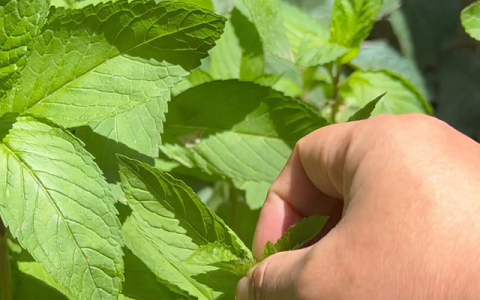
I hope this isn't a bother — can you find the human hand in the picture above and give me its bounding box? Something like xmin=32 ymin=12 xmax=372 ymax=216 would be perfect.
xmin=236 ymin=114 xmax=480 ymax=300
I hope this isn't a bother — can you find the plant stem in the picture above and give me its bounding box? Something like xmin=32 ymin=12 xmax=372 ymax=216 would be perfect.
xmin=0 ymin=219 xmax=12 ymax=300
xmin=229 ymin=184 xmax=238 ymax=232
xmin=330 ymin=64 xmax=343 ymax=123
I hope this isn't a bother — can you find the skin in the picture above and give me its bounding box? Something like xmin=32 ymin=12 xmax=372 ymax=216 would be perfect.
xmin=236 ymin=114 xmax=480 ymax=300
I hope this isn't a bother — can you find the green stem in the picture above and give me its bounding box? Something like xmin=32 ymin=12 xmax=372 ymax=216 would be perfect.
xmin=0 ymin=219 xmax=12 ymax=300
xmin=330 ymin=64 xmax=343 ymax=123
xmin=229 ymin=185 xmax=238 ymax=232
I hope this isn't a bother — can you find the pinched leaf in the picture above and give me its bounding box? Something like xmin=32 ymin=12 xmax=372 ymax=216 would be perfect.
xmin=348 ymin=93 xmax=386 ymax=122
xmin=118 ymin=155 xmax=251 ymax=299
xmin=2 ymin=0 xmax=225 ymax=128
xmin=462 ymin=2 xmax=480 ymax=41
xmin=242 ymin=0 xmax=294 ymax=62
xmin=76 ymin=93 xmax=169 ymax=183
xmin=161 ymin=80 xmax=329 ymax=208
xmin=330 ymin=0 xmax=384 ymax=48
xmin=0 ymin=114 xmax=124 ymax=300
xmin=0 ymin=0 xmax=50 ymax=96
xmin=262 ymin=216 xmax=328 ymax=260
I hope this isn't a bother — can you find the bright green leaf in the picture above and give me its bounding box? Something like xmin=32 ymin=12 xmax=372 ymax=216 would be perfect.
xmin=350 ymin=41 xmax=429 ymax=101
xmin=161 ymin=80 xmax=329 ymax=209
xmin=122 ymin=216 xmax=214 ymax=300
xmin=347 ymin=93 xmax=386 ymax=122
xmin=2 ymin=1 xmax=225 ymax=128
xmin=209 ymin=17 xmax=242 ymax=80
xmin=330 ymin=0 xmax=384 ymax=48
xmin=242 ymin=0 xmax=294 ymax=62
xmin=339 ymin=71 xmax=428 ymax=121
xmin=462 ymin=2 xmax=480 ymax=41
xmin=262 ymin=216 xmax=328 ymax=260
xmin=231 ymin=8 xmax=265 ymax=81
xmin=280 ymin=1 xmax=330 ymax=57
xmin=236 ymin=181 xmax=270 ymax=210
xmin=118 ymin=155 xmax=251 ymax=299
xmin=296 ymin=37 xmax=350 ymax=67
xmin=0 ymin=114 xmax=124 ymax=300
xmin=187 ymin=242 xmax=241 ymax=266
xmin=0 ymin=0 xmax=50 ymax=96
xmin=76 ymin=93 xmax=169 ymax=183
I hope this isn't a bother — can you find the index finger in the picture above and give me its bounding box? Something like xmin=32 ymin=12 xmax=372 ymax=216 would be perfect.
xmin=252 ymin=121 xmax=358 ymax=259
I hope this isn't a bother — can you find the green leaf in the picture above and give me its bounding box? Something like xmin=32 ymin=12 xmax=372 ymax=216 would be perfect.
xmin=262 ymin=216 xmax=328 ymax=260
xmin=350 ymin=41 xmax=429 ymax=100
xmin=231 ymin=8 xmax=265 ymax=81
xmin=280 ymin=1 xmax=330 ymax=58
xmin=2 ymin=0 xmax=226 ymax=128
xmin=339 ymin=71 xmax=428 ymax=121
xmin=122 ymin=216 xmax=214 ymax=300
xmin=0 ymin=114 xmax=124 ymax=300
xmin=330 ymin=0 xmax=384 ymax=48
xmin=161 ymin=80 xmax=329 ymax=209
xmin=209 ymin=17 xmax=242 ymax=80
xmin=121 ymin=248 xmax=194 ymax=300
xmin=242 ymin=0 xmax=294 ymax=62
xmin=296 ymin=38 xmax=349 ymax=67
xmin=236 ymin=181 xmax=270 ymax=210
xmin=462 ymin=2 xmax=480 ymax=41
xmin=118 ymin=155 xmax=251 ymax=299
xmin=16 ymin=262 xmax=71 ymax=299
xmin=0 ymin=0 xmax=50 ymax=96
xmin=75 ymin=93 xmax=169 ymax=183
xmin=347 ymin=93 xmax=386 ymax=122
xmin=187 ymin=242 xmax=241 ymax=266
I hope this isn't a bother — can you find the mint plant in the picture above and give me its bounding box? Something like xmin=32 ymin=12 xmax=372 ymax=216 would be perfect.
xmin=0 ymin=0 xmax=435 ymax=299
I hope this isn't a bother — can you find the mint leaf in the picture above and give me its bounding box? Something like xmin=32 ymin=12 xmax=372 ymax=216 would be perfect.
xmin=350 ymin=41 xmax=429 ymax=101
xmin=187 ymin=242 xmax=243 ymax=266
xmin=76 ymin=92 xmax=169 ymax=183
xmin=462 ymin=2 xmax=480 ymax=41
xmin=2 ymin=0 xmax=225 ymax=128
xmin=122 ymin=216 xmax=214 ymax=300
xmin=122 ymin=248 xmax=194 ymax=300
xmin=161 ymin=80 xmax=329 ymax=209
xmin=209 ymin=17 xmax=242 ymax=80
xmin=0 ymin=114 xmax=124 ymax=300
xmin=262 ymin=216 xmax=328 ymax=260
xmin=242 ymin=0 xmax=294 ymax=62
xmin=231 ymin=8 xmax=265 ymax=81
xmin=296 ymin=37 xmax=350 ymax=67
xmin=348 ymin=93 xmax=386 ymax=122
xmin=340 ymin=71 xmax=429 ymax=121
xmin=118 ymin=155 xmax=252 ymax=299
xmin=330 ymin=0 xmax=384 ymax=48
xmin=280 ymin=1 xmax=330 ymax=56
xmin=0 ymin=0 xmax=50 ymax=96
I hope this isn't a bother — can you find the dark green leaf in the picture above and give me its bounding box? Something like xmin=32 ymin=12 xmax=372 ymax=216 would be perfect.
xmin=347 ymin=93 xmax=386 ymax=122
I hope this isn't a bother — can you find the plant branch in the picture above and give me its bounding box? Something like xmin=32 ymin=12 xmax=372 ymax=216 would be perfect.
xmin=229 ymin=184 xmax=238 ymax=232
xmin=330 ymin=64 xmax=343 ymax=123
xmin=0 ymin=219 xmax=13 ymax=300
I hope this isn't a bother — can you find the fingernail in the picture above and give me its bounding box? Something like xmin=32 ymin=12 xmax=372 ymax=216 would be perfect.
xmin=236 ymin=277 xmax=250 ymax=300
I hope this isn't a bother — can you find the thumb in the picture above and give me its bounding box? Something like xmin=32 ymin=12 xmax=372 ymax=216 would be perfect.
xmin=236 ymin=248 xmax=309 ymax=300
